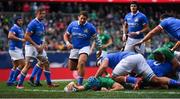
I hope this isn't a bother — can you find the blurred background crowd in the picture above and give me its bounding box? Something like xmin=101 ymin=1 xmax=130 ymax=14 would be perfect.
xmin=0 ymin=1 xmax=179 ymax=53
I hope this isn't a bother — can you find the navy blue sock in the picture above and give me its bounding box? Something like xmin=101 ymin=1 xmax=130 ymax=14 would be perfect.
xmin=11 ymin=67 xmax=21 ymax=82
xmin=35 ymin=68 xmax=43 ymax=83
xmin=7 ymin=69 xmax=15 ymax=83
xmin=31 ymin=65 xmax=41 ymax=79
xmin=125 ymin=76 xmax=137 ymax=84
xmin=18 ymin=72 xmax=26 ymax=86
xmin=77 ymin=76 xmax=83 ymax=85
xmin=44 ymin=70 xmax=51 ymax=85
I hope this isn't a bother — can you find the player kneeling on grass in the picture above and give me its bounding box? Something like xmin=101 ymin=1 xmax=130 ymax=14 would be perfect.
xmin=64 ymin=76 xmax=124 ymax=92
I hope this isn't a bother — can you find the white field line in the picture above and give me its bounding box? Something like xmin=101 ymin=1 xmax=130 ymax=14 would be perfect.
xmin=24 ymin=89 xmax=180 ymax=95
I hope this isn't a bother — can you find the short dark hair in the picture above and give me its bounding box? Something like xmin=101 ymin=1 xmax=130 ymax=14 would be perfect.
xmin=79 ymin=11 xmax=88 ymax=18
xmin=35 ymin=7 xmax=46 ymax=15
xmin=130 ymin=1 xmax=138 ymax=7
xmin=160 ymin=13 xmax=171 ymax=20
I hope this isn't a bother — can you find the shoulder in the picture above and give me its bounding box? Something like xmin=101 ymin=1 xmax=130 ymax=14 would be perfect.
xmin=125 ymin=13 xmax=131 ymax=17
xmin=28 ymin=19 xmax=37 ymax=26
xmin=138 ymin=12 xmax=147 ymax=18
xmin=69 ymin=21 xmax=78 ymax=26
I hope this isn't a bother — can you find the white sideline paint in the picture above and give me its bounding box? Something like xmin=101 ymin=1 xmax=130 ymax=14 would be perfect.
xmin=24 ymin=89 xmax=180 ymax=94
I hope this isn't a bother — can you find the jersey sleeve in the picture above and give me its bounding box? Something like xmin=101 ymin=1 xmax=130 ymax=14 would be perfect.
xmin=141 ymin=14 xmax=148 ymax=25
xmin=124 ymin=14 xmax=128 ymax=23
xmin=98 ymin=77 xmax=115 ymax=88
xmin=159 ymin=19 xmax=168 ymax=29
xmin=26 ymin=21 xmax=35 ymax=33
xmin=9 ymin=27 xmax=17 ymax=34
xmin=83 ymin=82 xmax=91 ymax=90
xmin=90 ymin=24 xmax=97 ymax=36
xmin=66 ymin=22 xmax=73 ymax=35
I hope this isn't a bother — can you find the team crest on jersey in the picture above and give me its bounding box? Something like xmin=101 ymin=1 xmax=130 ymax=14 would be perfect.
xmin=84 ymin=29 xmax=88 ymax=33
xmin=153 ymin=61 xmax=161 ymax=66
xmin=134 ymin=18 xmax=139 ymax=22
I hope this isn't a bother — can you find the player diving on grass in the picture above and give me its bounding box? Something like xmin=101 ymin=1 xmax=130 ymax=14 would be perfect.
xmin=95 ymin=51 xmax=180 ymax=90
xmin=64 ymin=76 xmax=124 ymax=92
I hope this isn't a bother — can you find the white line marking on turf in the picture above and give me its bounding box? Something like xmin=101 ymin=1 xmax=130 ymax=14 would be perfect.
xmin=24 ymin=89 xmax=180 ymax=94
xmin=24 ymin=89 xmax=65 ymax=92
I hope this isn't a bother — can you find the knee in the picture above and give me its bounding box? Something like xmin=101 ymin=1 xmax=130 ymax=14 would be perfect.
xmin=151 ymin=76 xmax=160 ymax=83
xmin=78 ymin=60 xmax=86 ymax=67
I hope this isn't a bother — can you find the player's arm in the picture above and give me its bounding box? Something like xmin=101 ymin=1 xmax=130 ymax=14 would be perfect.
xmin=63 ymin=32 xmax=73 ymax=49
xmin=109 ymin=82 xmax=124 ymax=91
xmin=95 ymin=58 xmax=109 ymax=78
xmin=92 ymin=34 xmax=102 ymax=50
xmin=122 ymin=22 xmax=128 ymax=42
xmin=102 ymin=37 xmax=112 ymax=49
xmin=24 ymin=32 xmax=39 ymax=48
xmin=138 ymin=24 xmax=149 ymax=34
xmin=134 ymin=25 xmax=163 ymax=46
xmin=171 ymin=41 xmax=180 ymax=52
xmin=8 ymin=31 xmax=25 ymax=42
xmin=90 ymin=41 xmax=96 ymax=54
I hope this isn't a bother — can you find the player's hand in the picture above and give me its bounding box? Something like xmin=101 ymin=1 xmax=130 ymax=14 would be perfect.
xmin=66 ymin=42 xmax=73 ymax=49
xmin=42 ymin=44 xmax=48 ymax=50
xmin=67 ymin=82 xmax=75 ymax=90
xmin=102 ymin=45 xmax=107 ymax=49
xmin=36 ymin=45 xmax=44 ymax=53
xmin=101 ymin=87 xmax=109 ymax=91
xmin=122 ymin=34 xmax=127 ymax=42
xmin=21 ymin=39 xmax=26 ymax=43
xmin=133 ymin=40 xmax=143 ymax=47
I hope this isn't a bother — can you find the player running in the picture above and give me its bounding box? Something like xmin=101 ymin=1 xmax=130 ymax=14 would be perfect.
xmin=63 ymin=11 xmax=102 ymax=85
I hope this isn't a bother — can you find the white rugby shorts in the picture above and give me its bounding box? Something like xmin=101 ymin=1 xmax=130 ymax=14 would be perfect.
xmin=69 ymin=46 xmax=90 ymax=59
xmin=112 ymin=54 xmax=155 ymax=81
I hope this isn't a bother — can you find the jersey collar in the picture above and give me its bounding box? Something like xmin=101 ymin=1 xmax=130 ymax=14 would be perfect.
xmin=131 ymin=10 xmax=139 ymax=16
xmin=78 ymin=21 xmax=87 ymax=26
xmin=14 ymin=24 xmax=21 ymax=29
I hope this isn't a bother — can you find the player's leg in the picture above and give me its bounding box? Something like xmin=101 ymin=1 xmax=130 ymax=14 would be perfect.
xmin=76 ymin=46 xmax=90 ymax=85
xmin=17 ymin=45 xmax=37 ymax=89
xmin=112 ymin=54 xmax=143 ymax=89
xmin=17 ymin=57 xmax=35 ymax=88
xmin=68 ymin=49 xmax=79 ymax=79
xmin=11 ymin=59 xmax=25 ymax=84
xmin=28 ymin=63 xmax=42 ymax=86
xmin=7 ymin=49 xmax=24 ymax=86
xmin=37 ymin=50 xmax=58 ymax=87
xmin=77 ymin=53 xmax=88 ymax=85
xmin=7 ymin=61 xmax=18 ymax=86
xmin=150 ymin=76 xmax=180 ymax=87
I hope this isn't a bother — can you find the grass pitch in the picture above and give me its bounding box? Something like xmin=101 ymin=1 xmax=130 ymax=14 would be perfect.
xmin=0 ymin=80 xmax=180 ymax=98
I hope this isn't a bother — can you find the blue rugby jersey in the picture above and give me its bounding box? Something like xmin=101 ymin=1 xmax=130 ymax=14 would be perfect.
xmin=66 ymin=21 xmax=97 ymax=49
xmin=105 ymin=51 xmax=136 ymax=69
xmin=124 ymin=11 xmax=148 ymax=39
xmin=9 ymin=24 xmax=24 ymax=50
xmin=159 ymin=17 xmax=180 ymax=40
xmin=26 ymin=18 xmax=45 ymax=45
xmin=147 ymin=59 xmax=173 ymax=77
